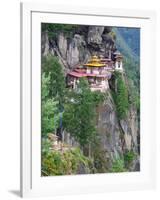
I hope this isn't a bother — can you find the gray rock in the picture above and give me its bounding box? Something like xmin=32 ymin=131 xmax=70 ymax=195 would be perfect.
xmin=41 ymin=31 xmax=50 ymax=56
xmin=87 ymin=26 xmax=104 ymax=45
xmin=67 ymin=38 xmax=79 ymax=67
xmin=58 ymin=33 xmax=67 ymax=59
xmin=67 ymin=34 xmax=88 ymax=67
xmin=96 ymin=91 xmax=139 ymax=170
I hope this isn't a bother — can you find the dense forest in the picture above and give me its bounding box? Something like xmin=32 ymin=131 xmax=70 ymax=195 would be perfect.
xmin=41 ymin=24 xmax=140 ymax=176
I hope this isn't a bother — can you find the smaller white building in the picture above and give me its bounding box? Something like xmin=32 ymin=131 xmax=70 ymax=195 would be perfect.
xmin=114 ymin=51 xmax=123 ymax=71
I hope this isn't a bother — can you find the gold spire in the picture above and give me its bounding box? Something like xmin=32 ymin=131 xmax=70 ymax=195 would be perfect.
xmin=84 ymin=55 xmax=105 ymax=67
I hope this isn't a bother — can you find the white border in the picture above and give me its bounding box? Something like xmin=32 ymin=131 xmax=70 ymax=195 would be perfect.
xmin=21 ymin=2 xmax=156 ymax=198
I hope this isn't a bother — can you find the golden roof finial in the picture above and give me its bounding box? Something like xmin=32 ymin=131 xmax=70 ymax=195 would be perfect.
xmin=84 ymin=55 xmax=105 ymax=67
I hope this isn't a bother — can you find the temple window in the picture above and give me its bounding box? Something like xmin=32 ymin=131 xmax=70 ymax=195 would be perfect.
xmin=118 ymin=61 xmax=121 ymax=68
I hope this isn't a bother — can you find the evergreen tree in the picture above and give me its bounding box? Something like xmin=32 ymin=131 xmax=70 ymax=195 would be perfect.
xmin=63 ymin=78 xmax=96 ymax=147
xmin=113 ymin=72 xmax=129 ymax=119
xmin=41 ymin=73 xmax=59 ymax=137
xmin=42 ymin=55 xmax=65 ymax=107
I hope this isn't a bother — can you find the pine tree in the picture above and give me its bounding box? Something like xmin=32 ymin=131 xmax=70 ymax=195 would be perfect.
xmin=41 ymin=73 xmax=59 ymax=137
xmin=114 ymin=72 xmax=129 ymax=119
xmin=42 ymin=55 xmax=65 ymax=107
xmin=63 ymin=78 xmax=96 ymax=147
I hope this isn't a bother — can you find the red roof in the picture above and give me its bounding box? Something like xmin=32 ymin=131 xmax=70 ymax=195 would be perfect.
xmin=68 ymin=71 xmax=87 ymax=78
xmin=74 ymin=69 xmax=86 ymax=73
xmin=68 ymin=71 xmax=110 ymax=78
xmin=68 ymin=68 xmax=112 ymax=79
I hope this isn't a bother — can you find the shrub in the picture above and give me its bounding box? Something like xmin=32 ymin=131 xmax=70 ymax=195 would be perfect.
xmin=111 ymin=157 xmax=126 ymax=173
xmin=124 ymin=150 xmax=136 ymax=167
xmin=92 ymin=91 xmax=105 ymax=106
xmin=41 ymin=143 xmax=95 ymax=176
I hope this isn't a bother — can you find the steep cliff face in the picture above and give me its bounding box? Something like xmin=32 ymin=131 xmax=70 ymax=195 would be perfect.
xmin=42 ymin=26 xmax=116 ymax=69
xmin=96 ymin=91 xmax=139 ymax=171
xmin=42 ymin=26 xmax=140 ymax=172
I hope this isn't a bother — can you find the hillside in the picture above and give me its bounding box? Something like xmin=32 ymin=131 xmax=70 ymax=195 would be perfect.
xmin=114 ymin=27 xmax=140 ymax=61
xmin=114 ymin=27 xmax=140 ymax=90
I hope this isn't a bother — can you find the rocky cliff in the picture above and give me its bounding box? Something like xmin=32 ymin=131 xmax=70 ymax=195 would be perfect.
xmin=96 ymin=91 xmax=139 ymax=171
xmin=42 ymin=26 xmax=116 ymax=69
xmin=41 ymin=25 xmax=140 ymax=172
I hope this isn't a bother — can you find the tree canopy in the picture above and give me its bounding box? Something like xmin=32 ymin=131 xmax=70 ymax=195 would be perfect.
xmin=63 ymin=78 xmax=97 ymax=147
xmin=113 ymin=72 xmax=129 ymax=119
xmin=42 ymin=55 xmax=66 ymax=107
xmin=41 ymin=73 xmax=59 ymax=137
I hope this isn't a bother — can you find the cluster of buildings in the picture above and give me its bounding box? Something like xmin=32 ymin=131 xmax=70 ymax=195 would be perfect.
xmin=67 ymin=51 xmax=123 ymax=92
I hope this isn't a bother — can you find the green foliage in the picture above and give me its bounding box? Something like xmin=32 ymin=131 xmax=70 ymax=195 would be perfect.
xmin=111 ymin=157 xmax=126 ymax=173
xmin=92 ymin=138 xmax=110 ymax=173
xmin=63 ymin=78 xmax=97 ymax=147
xmin=41 ymin=73 xmax=60 ymax=136
xmin=92 ymin=91 xmax=105 ymax=106
xmin=42 ymin=23 xmax=78 ymax=39
xmin=41 ymin=73 xmax=50 ymax=101
xmin=41 ymin=99 xmax=59 ymax=136
xmin=110 ymin=151 xmax=136 ymax=172
xmin=41 ymin=139 xmax=95 ymax=176
xmin=41 ymin=138 xmax=52 ymax=158
xmin=128 ymin=79 xmax=140 ymax=112
xmin=112 ymin=72 xmax=129 ymax=119
xmin=123 ymin=58 xmax=140 ymax=90
xmin=113 ymin=27 xmax=140 ymax=114
xmin=42 ymin=55 xmax=66 ymax=106
xmin=123 ymin=58 xmax=140 ymax=113
xmin=124 ymin=150 xmax=136 ymax=167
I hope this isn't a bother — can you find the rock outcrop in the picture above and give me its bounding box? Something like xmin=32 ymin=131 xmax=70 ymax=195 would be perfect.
xmin=96 ymin=91 xmax=139 ymax=171
xmin=41 ymin=26 xmax=117 ymax=67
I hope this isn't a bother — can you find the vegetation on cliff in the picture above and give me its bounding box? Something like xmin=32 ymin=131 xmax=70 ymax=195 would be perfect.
xmin=111 ymin=72 xmax=129 ymax=119
xmin=42 ymin=23 xmax=78 ymax=39
xmin=41 ymin=73 xmax=59 ymax=137
xmin=63 ymin=78 xmax=97 ymax=147
xmin=41 ymin=56 xmax=106 ymax=173
xmin=114 ymin=27 xmax=140 ymax=114
xmin=41 ymin=24 xmax=140 ymax=175
xmin=42 ymin=139 xmax=95 ymax=176
xmin=63 ymin=78 xmax=104 ymax=148
xmin=42 ymin=55 xmax=65 ymax=106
